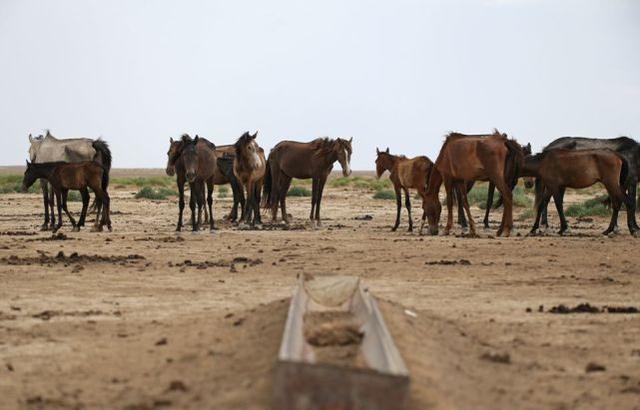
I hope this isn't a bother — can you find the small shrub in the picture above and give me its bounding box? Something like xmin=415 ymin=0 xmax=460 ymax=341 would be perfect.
xmin=135 ymin=186 xmax=177 ymax=200
xmin=66 ymin=191 xmax=82 ymax=202
xmin=565 ymin=196 xmax=611 ymax=217
xmin=287 ymin=186 xmax=311 ymax=197
xmin=373 ymin=189 xmax=396 ymax=200
xmin=112 ymin=176 xmax=174 ymax=187
xmin=217 ymin=185 xmax=229 ymax=198
xmin=329 ymin=177 xmax=351 ymax=188
xmin=468 ymin=185 xmax=532 ymax=209
xmin=0 ymin=175 xmax=38 ymax=194
xmin=516 ymin=208 xmax=535 ymax=221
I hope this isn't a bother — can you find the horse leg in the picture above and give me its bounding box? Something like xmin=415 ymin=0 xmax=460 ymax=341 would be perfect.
xmin=93 ymin=187 xmax=111 ymax=232
xmin=61 ymin=190 xmax=77 ymax=230
xmin=404 ymin=187 xmax=413 ymax=232
xmin=78 ymin=188 xmax=90 ymax=229
xmin=40 ymin=180 xmax=50 ymax=231
xmin=444 ymin=178 xmax=454 ymax=235
xmin=253 ymin=182 xmax=263 ymax=226
xmin=483 ymin=182 xmax=495 ymax=229
xmin=315 ymin=176 xmax=327 ymax=226
xmin=280 ymin=176 xmax=292 ymax=224
xmin=530 ymin=190 xmax=552 ymax=235
xmin=552 ymin=188 xmax=568 ymax=235
xmin=49 ymin=185 xmax=57 ymax=230
xmin=418 ymin=187 xmax=428 ymax=235
xmin=455 ymin=187 xmax=468 ymax=230
xmin=53 ymin=190 xmax=63 ymax=233
xmin=457 ymin=182 xmax=477 ymax=237
xmin=310 ymin=178 xmax=318 ymax=227
xmin=494 ymin=179 xmax=513 ymax=237
xmin=392 ymin=184 xmax=401 ymax=231
xmin=189 ymin=184 xmax=197 ymax=232
xmin=207 ymin=181 xmax=215 ymax=230
xmin=175 ymin=176 xmax=185 ymax=231
xmin=602 ymin=177 xmax=627 ymax=236
xmin=245 ymin=180 xmax=256 ymax=226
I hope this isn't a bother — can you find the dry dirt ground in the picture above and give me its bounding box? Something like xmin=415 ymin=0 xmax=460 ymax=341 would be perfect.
xmin=1 ymin=180 xmax=639 ymax=410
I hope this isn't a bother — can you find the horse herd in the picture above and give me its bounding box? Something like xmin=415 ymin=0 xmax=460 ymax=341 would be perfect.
xmin=19 ymin=129 xmax=640 ymax=238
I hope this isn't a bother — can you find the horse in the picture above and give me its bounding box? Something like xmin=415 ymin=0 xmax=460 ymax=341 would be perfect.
xmin=165 ymin=135 xmax=245 ymax=231
xmin=28 ymin=130 xmax=111 ymax=231
xmin=422 ymin=130 xmax=525 ymax=237
xmin=180 ymin=135 xmax=219 ymax=231
xmin=374 ymin=147 xmax=433 ymax=232
xmin=534 ymin=136 xmax=640 ymax=232
xmin=234 ymin=132 xmax=266 ymax=227
xmin=21 ymin=161 xmax=111 ymax=233
xmin=262 ymin=137 xmax=353 ymax=227
xmin=456 ymin=142 xmax=532 ymax=230
xmin=522 ymin=149 xmax=635 ymax=236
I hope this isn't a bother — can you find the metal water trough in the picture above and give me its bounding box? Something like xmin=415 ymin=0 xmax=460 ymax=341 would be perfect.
xmin=273 ymin=274 xmax=410 ymax=410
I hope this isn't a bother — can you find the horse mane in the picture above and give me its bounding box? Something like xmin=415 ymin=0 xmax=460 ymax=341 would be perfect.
xmin=180 ymin=134 xmax=192 ymax=143
xmin=310 ymin=137 xmax=337 ymax=158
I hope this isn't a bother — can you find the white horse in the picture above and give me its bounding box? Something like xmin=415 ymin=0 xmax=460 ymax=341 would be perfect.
xmin=28 ymin=130 xmax=111 ymax=230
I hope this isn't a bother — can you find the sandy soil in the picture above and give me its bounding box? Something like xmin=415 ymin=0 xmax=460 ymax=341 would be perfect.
xmin=1 ymin=182 xmax=639 ymax=410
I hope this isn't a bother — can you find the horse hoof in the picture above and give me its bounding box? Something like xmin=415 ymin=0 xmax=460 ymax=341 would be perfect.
xmin=40 ymin=225 xmax=50 ymax=232
xmin=391 ymin=227 xmax=398 ymax=232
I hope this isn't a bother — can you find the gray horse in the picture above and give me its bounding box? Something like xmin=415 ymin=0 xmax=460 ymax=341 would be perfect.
xmin=28 ymin=130 xmax=112 ymax=230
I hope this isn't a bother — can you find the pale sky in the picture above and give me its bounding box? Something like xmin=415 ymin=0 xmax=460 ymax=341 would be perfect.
xmin=1 ymin=0 xmax=639 ymax=169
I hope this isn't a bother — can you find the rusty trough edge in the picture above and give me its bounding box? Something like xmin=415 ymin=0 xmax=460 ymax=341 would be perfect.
xmin=273 ymin=275 xmax=411 ymax=410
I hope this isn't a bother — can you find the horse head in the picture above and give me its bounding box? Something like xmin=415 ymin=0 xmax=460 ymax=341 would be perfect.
xmin=335 ymin=137 xmax=353 ymax=177
xmin=235 ymin=131 xmax=262 ymax=170
xmin=27 ymin=134 xmax=44 ymax=162
xmin=21 ymin=160 xmax=39 ymax=192
xmin=182 ymin=136 xmax=200 ymax=183
xmin=374 ymin=147 xmax=392 ymax=178
xmin=166 ymin=135 xmax=191 ymax=176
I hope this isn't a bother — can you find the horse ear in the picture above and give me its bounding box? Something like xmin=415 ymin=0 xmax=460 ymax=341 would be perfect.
xmin=194 ymin=135 xmax=199 ymax=143
xmin=28 ymin=134 xmax=33 ymax=142
xmin=170 ymin=137 xmax=174 ymax=143
xmin=252 ymin=131 xmax=258 ymax=139
xmin=45 ymin=130 xmax=51 ymax=138
xmin=26 ymin=160 xmax=30 ymax=167
xmin=385 ymin=147 xmax=389 ymax=153
xmin=376 ymin=147 xmax=380 ymax=154
xmin=349 ymin=137 xmax=353 ymax=144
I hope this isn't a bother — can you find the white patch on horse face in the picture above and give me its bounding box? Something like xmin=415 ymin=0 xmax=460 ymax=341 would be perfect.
xmin=343 ymin=149 xmax=352 ymax=176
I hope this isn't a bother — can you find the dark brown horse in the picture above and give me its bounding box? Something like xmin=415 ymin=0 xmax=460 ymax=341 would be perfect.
xmin=165 ymin=135 xmax=245 ymax=231
xmin=375 ymin=148 xmax=433 ymax=232
xmin=234 ymin=132 xmax=266 ymax=227
xmin=423 ymin=131 xmax=525 ymax=237
xmin=21 ymin=161 xmax=111 ymax=232
xmin=180 ymin=136 xmax=218 ymax=231
xmin=263 ymin=137 xmax=353 ymax=227
xmin=535 ymin=136 xmax=640 ymax=232
xmin=522 ymin=149 xmax=635 ymax=236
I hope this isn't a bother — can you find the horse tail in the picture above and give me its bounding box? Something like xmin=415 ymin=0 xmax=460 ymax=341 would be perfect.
xmin=618 ymin=155 xmax=633 ymax=208
xmin=262 ymin=156 xmax=273 ymax=209
xmin=89 ymin=139 xmax=111 ymax=211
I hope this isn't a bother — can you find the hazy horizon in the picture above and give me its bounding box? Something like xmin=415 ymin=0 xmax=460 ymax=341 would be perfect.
xmin=1 ymin=0 xmax=639 ymax=169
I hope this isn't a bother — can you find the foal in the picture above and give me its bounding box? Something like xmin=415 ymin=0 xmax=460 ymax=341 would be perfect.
xmin=523 ymin=149 xmax=635 ymax=236
xmin=21 ymin=161 xmax=111 ymax=232
xmin=375 ymin=148 xmax=433 ymax=232
xmin=234 ymin=132 xmax=266 ymax=227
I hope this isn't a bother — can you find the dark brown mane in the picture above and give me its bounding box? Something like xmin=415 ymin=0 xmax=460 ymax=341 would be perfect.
xmin=234 ymin=132 xmax=254 ymax=156
xmin=311 ymin=137 xmax=337 ymax=159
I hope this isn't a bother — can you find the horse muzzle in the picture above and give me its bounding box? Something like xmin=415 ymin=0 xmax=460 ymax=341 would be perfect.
xmin=165 ymin=166 xmax=175 ymax=177
xmin=186 ymin=172 xmax=196 ymax=183
xmin=20 ymin=184 xmax=28 ymax=193
xmin=342 ymin=169 xmax=352 ymax=177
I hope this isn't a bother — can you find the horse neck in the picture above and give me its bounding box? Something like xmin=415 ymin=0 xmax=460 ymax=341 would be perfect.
xmin=522 ymin=155 xmax=541 ymax=177
xmin=426 ymin=166 xmax=443 ymax=194
xmin=31 ymin=164 xmax=57 ymax=181
xmin=380 ymin=154 xmax=398 ymax=171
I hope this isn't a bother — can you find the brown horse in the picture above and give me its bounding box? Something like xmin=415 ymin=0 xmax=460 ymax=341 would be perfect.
xmin=375 ymin=147 xmax=433 ymax=232
xmin=165 ymin=135 xmax=245 ymax=231
xmin=423 ymin=131 xmax=525 ymax=237
xmin=522 ymin=149 xmax=635 ymax=236
xmin=234 ymin=132 xmax=266 ymax=227
xmin=263 ymin=137 xmax=353 ymax=227
xmin=180 ymin=136 xmax=219 ymax=231
xmin=21 ymin=161 xmax=111 ymax=232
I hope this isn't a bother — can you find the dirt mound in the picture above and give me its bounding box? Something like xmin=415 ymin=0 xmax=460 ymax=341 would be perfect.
xmin=548 ymin=303 xmax=639 ymax=314
xmin=0 ymin=230 xmax=37 ymax=236
xmin=304 ymin=311 xmax=364 ymax=368
xmin=0 ymin=252 xmax=145 ymax=266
